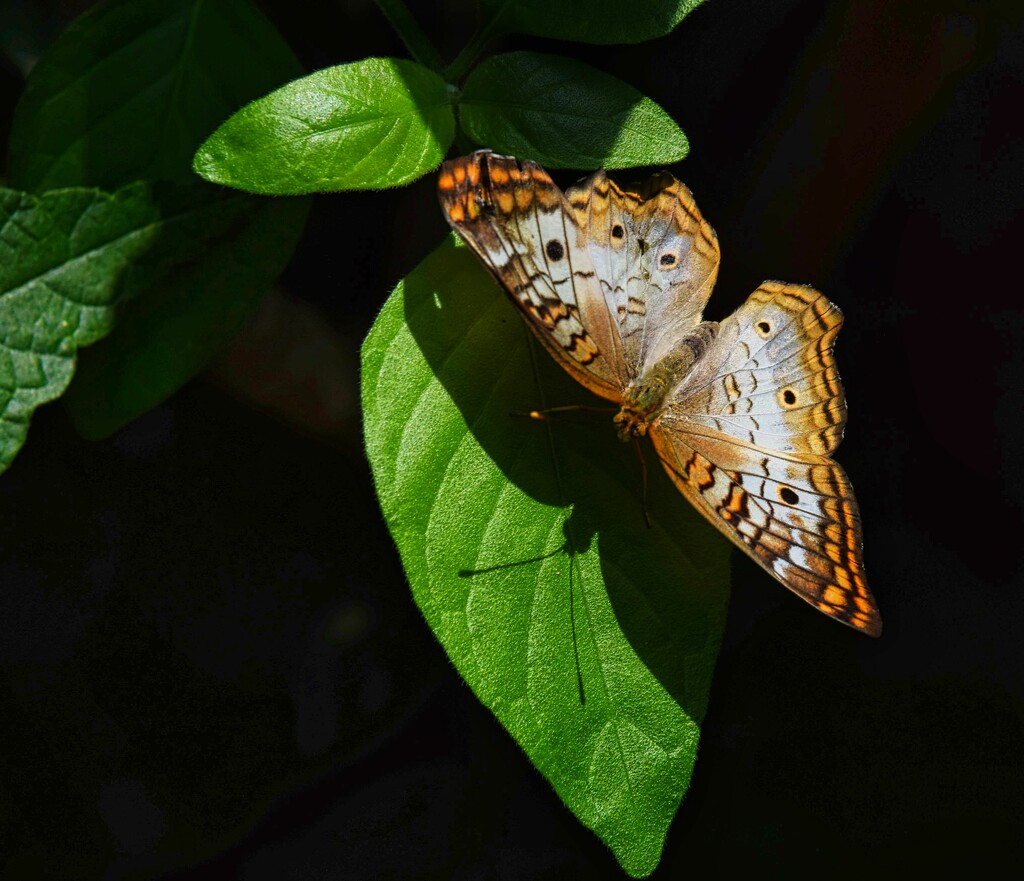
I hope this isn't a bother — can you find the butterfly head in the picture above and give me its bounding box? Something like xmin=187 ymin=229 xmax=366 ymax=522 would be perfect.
xmin=612 ymin=406 xmax=651 ymax=443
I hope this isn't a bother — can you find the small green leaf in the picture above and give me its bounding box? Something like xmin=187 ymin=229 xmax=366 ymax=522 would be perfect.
xmin=0 ymin=186 xmax=159 ymax=474
xmin=8 ymin=0 xmax=303 ymax=192
xmin=194 ymin=58 xmax=456 ymax=194
xmin=62 ymin=186 xmax=309 ymax=439
xmin=481 ymin=0 xmax=705 ymax=44
xmin=459 ymin=52 xmax=689 ymax=169
xmin=362 ymin=236 xmax=730 ymax=877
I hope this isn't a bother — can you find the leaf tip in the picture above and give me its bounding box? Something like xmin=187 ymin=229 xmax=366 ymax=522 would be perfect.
xmin=192 ymin=140 xmax=227 ymax=185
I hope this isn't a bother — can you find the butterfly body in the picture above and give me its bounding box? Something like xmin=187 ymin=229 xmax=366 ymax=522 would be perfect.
xmin=616 ymin=320 xmax=719 ymax=440
xmin=438 ymin=150 xmax=881 ymax=637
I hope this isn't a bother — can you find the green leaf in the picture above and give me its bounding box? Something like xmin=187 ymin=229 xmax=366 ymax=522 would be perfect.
xmin=193 ymin=57 xmax=456 ymax=194
xmin=6 ymin=0 xmax=311 ymax=438
xmin=481 ymin=0 xmax=705 ymax=45
xmin=361 ymin=236 xmax=730 ymax=877
xmin=62 ymin=186 xmax=309 ymax=439
xmin=0 ymin=186 xmax=160 ymax=474
xmin=8 ymin=0 xmax=303 ymax=192
xmin=459 ymin=52 xmax=689 ymax=169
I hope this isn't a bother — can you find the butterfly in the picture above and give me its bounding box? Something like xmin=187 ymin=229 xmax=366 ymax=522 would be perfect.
xmin=437 ymin=150 xmax=881 ymax=637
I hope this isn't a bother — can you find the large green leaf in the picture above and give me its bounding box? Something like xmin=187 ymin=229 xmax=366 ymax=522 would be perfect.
xmin=361 ymin=236 xmax=730 ymax=877
xmin=459 ymin=52 xmax=689 ymax=169
xmin=480 ymin=0 xmax=706 ymax=45
xmin=6 ymin=0 xmax=310 ymax=438
xmin=8 ymin=0 xmax=303 ymax=191
xmin=193 ymin=57 xmax=456 ymax=194
xmin=0 ymin=186 xmax=159 ymax=474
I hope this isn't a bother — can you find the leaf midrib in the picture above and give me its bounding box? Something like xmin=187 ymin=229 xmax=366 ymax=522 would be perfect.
xmin=274 ymin=100 xmax=451 ymax=147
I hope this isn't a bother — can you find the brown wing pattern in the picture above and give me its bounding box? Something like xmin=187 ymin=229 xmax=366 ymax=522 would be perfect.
xmin=438 ymin=151 xmax=626 ymax=400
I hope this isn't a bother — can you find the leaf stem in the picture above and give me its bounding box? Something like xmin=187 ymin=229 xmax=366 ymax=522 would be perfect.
xmin=443 ymin=5 xmax=509 ymax=82
xmin=373 ymin=0 xmax=444 ymax=73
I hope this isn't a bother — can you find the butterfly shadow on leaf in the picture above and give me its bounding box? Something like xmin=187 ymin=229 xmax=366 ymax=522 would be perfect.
xmin=402 ymin=235 xmax=731 ymax=723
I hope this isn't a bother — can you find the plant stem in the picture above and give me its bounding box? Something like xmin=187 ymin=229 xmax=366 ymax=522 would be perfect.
xmin=443 ymin=4 xmax=509 ymax=82
xmin=373 ymin=0 xmax=444 ymax=74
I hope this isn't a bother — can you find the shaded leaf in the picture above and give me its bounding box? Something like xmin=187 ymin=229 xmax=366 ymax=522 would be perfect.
xmin=481 ymin=0 xmax=705 ymax=45
xmin=194 ymin=57 xmax=455 ymax=194
xmin=8 ymin=0 xmax=303 ymax=192
xmin=460 ymin=52 xmax=689 ymax=169
xmin=361 ymin=236 xmax=730 ymax=877
xmin=0 ymin=186 xmax=158 ymax=474
xmin=63 ymin=188 xmax=309 ymax=439
xmin=6 ymin=0 xmax=311 ymax=438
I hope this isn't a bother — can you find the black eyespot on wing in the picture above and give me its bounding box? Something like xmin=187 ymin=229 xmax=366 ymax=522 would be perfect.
xmin=782 ymin=389 xmax=797 ymax=405
xmin=659 ymin=252 xmax=677 ymax=267
xmin=611 ymin=224 xmax=624 ymax=239
xmin=779 ymin=487 xmax=799 ymax=505
xmin=545 ymin=239 xmax=565 ymax=261
xmin=757 ymin=321 xmax=771 ymax=336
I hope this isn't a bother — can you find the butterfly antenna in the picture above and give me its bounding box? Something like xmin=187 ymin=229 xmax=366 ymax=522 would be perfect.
xmin=510 ymin=404 xmax=617 ymax=421
xmin=634 ymin=438 xmax=653 ymax=529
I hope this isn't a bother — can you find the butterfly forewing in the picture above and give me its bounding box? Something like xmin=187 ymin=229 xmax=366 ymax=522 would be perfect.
xmin=567 ymin=169 xmax=720 ymax=380
xmin=438 ymin=152 xmax=626 ymax=398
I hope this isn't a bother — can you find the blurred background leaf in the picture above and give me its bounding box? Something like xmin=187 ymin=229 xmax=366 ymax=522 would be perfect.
xmin=479 ymin=0 xmax=706 ymax=45
xmin=63 ymin=189 xmax=310 ymax=439
xmin=6 ymin=0 xmax=311 ymax=437
xmin=8 ymin=0 xmax=302 ymax=190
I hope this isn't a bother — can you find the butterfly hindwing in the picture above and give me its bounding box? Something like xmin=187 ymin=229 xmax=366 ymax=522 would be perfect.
xmin=649 ymin=427 xmax=880 ymax=636
xmin=666 ymin=282 xmax=847 ymax=456
xmin=438 ymin=152 xmax=627 ymax=399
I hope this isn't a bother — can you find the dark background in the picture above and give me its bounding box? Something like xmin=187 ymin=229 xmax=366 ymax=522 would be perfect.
xmin=1 ymin=0 xmax=1022 ymax=877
